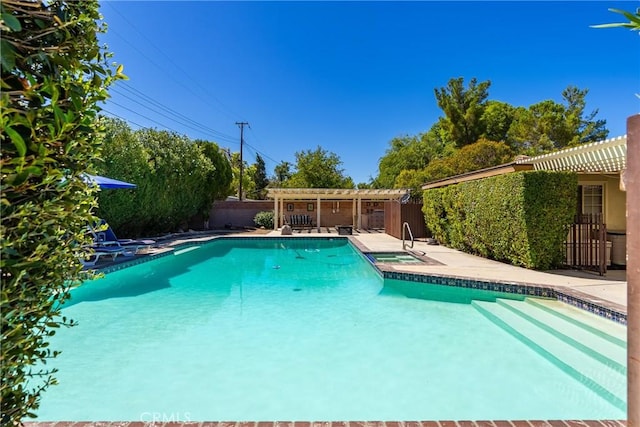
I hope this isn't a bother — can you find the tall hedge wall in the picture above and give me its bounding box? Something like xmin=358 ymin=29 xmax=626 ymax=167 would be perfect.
xmin=422 ymin=171 xmax=577 ymax=270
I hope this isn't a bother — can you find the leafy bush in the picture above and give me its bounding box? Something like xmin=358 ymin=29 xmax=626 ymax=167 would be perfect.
xmin=1 ymin=0 xmax=124 ymax=422
xmin=95 ymin=119 xmax=233 ymax=237
xmin=423 ymin=171 xmax=577 ymax=269
xmin=254 ymin=211 xmax=274 ymax=229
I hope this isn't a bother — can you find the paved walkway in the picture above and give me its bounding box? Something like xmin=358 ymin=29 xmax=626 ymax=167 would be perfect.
xmin=266 ymin=228 xmax=628 ymax=312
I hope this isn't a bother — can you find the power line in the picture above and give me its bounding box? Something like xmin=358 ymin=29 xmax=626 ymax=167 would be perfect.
xmin=104 ymin=2 xmax=246 ymax=122
xmin=116 ymin=85 xmax=238 ymax=141
xmin=101 ymin=109 xmax=234 ymax=152
xmin=101 ymin=109 xmax=148 ymax=130
xmin=101 ymin=4 xmax=288 ymax=166
xmin=109 ymin=89 xmax=283 ymax=166
xmin=107 ymin=101 xmax=182 ymax=132
xmin=245 ymin=126 xmax=282 ymax=166
xmin=123 ymin=86 xmax=235 ymax=140
xmin=110 ymin=86 xmax=238 ymax=144
xmin=103 ymin=109 xmax=278 ymax=177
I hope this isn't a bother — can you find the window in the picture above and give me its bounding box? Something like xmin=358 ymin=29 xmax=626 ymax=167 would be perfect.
xmin=578 ymin=184 xmax=604 ymax=216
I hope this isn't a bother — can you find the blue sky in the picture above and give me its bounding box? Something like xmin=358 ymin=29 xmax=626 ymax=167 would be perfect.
xmin=100 ymin=1 xmax=639 ymax=185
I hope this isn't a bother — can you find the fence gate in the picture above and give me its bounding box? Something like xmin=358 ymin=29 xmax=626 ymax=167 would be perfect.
xmin=565 ymin=213 xmax=608 ymax=275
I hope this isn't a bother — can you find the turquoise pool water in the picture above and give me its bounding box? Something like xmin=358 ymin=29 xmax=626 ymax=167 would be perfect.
xmin=36 ymin=238 xmax=626 ymax=421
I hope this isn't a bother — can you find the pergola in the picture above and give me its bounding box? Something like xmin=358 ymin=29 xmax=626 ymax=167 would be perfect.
xmin=266 ymin=188 xmax=409 ymax=231
xmin=515 ymin=135 xmax=627 ymax=173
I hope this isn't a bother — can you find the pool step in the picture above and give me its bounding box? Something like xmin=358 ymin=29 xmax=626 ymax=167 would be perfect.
xmin=496 ymin=299 xmax=626 ymax=373
xmin=525 ymin=298 xmax=627 ymax=348
xmin=472 ymin=299 xmax=626 ymax=411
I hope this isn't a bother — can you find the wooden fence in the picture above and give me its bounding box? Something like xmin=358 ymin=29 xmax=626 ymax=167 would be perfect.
xmin=384 ymin=202 xmax=428 ymax=239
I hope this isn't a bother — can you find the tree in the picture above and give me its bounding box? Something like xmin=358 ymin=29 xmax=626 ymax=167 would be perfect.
xmin=507 ymin=87 xmax=608 ymax=155
xmin=394 ymin=168 xmax=433 ymax=197
xmin=481 ymin=100 xmax=517 ymax=145
xmin=446 ymin=139 xmax=514 ymax=174
xmin=195 ymin=140 xmax=233 ymax=202
xmin=434 ymin=77 xmax=491 ymax=147
xmin=1 ymin=0 xmax=124 ymax=422
xmin=416 ymin=139 xmax=513 ymax=185
xmin=96 ymin=124 xmax=220 ymax=236
xmin=195 ymin=139 xmax=234 ymax=223
xmin=287 ymin=146 xmax=354 ymax=188
xmin=591 ymin=7 xmax=640 ymax=31
xmin=375 ymin=135 xmax=430 ymax=188
xmin=250 ymin=154 xmax=269 ymax=199
xmin=273 ymin=161 xmax=292 ymax=185
xmin=374 ymin=129 xmax=454 ymax=189
xmin=562 ymin=86 xmax=608 ymax=145
xmin=230 ymin=152 xmax=256 ymax=199
xmin=592 ymin=8 xmax=640 ymax=98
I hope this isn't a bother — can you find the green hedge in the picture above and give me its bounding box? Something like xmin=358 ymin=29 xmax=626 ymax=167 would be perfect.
xmin=423 ymin=171 xmax=577 ymax=269
xmin=1 ymin=1 xmax=123 ymax=421
xmin=95 ymin=119 xmax=233 ymax=237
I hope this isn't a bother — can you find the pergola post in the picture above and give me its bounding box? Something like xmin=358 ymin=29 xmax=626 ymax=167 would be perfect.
xmin=352 ymin=197 xmax=357 ymax=228
xmin=357 ymin=197 xmax=362 ymax=229
xmin=316 ymin=195 xmax=321 ymax=232
xmin=273 ymin=196 xmax=279 ymax=230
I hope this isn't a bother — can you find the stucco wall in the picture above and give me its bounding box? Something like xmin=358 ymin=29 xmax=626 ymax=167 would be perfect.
xmin=579 ymin=174 xmax=626 ymax=231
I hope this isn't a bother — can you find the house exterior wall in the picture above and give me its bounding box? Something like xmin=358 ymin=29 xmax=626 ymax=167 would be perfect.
xmin=317 ymin=201 xmax=354 ymax=226
xmin=578 ymin=174 xmax=626 ymax=231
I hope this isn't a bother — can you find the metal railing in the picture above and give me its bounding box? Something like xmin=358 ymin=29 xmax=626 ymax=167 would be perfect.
xmin=402 ymin=221 xmax=414 ymax=250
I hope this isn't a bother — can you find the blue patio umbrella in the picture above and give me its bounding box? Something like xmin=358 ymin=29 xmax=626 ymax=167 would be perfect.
xmin=83 ymin=174 xmax=137 ymax=189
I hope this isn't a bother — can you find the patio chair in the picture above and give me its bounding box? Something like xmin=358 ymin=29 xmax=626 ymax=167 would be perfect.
xmin=91 ymin=219 xmax=156 ymax=254
xmin=81 ymin=245 xmax=126 ymax=267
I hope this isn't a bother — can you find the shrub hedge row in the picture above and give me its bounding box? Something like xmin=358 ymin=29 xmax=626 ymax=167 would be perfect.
xmin=422 ymin=171 xmax=577 ymax=269
xmin=95 ymin=119 xmax=233 ymax=237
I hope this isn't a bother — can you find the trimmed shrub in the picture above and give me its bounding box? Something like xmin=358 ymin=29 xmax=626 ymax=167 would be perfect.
xmin=423 ymin=171 xmax=577 ymax=269
xmin=95 ymin=120 xmax=233 ymax=237
xmin=254 ymin=211 xmax=274 ymax=229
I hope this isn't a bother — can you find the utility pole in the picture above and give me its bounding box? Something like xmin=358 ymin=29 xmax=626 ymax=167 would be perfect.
xmin=235 ymin=122 xmax=249 ymax=201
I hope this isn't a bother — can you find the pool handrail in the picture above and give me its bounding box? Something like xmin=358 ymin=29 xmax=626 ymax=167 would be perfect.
xmin=402 ymin=221 xmax=414 ymax=250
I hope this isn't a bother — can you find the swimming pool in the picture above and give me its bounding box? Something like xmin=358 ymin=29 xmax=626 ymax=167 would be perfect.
xmin=36 ymin=237 xmax=626 ymax=421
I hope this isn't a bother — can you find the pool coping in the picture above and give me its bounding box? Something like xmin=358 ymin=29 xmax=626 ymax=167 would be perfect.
xmin=91 ymin=235 xmax=627 ymax=325
xmin=22 ymin=420 xmax=628 ymax=427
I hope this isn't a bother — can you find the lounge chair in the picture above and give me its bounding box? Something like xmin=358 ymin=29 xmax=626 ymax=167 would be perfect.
xmin=81 ymin=245 xmax=126 ymax=267
xmin=91 ymin=219 xmax=156 ymax=254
